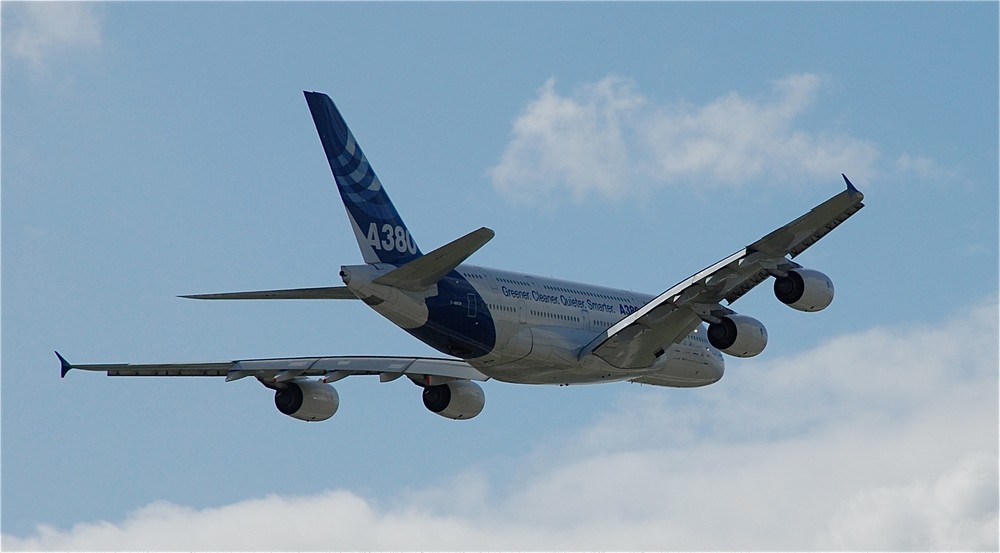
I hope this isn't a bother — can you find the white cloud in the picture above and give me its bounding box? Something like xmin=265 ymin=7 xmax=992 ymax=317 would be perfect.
xmin=2 ymin=2 xmax=102 ymax=74
xmin=896 ymin=152 xmax=957 ymax=182
xmin=489 ymin=74 xmax=885 ymax=205
xmin=4 ymin=299 xmax=997 ymax=550
xmin=488 ymin=76 xmax=647 ymax=205
xmin=823 ymin=453 xmax=998 ymax=550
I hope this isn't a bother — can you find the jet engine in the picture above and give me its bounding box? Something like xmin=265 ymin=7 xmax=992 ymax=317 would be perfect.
xmin=707 ymin=314 xmax=768 ymax=358
xmin=422 ymin=381 xmax=485 ymax=420
xmin=773 ymin=268 xmax=834 ymax=312
xmin=274 ymin=380 xmax=340 ymax=421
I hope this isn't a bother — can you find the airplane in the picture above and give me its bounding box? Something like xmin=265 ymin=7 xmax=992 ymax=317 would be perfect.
xmin=58 ymin=91 xmax=866 ymax=422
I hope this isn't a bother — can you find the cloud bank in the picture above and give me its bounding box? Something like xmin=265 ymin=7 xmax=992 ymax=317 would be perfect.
xmin=489 ymin=74 xmax=889 ymax=205
xmin=5 ymin=300 xmax=997 ymax=550
xmin=2 ymin=2 xmax=102 ymax=74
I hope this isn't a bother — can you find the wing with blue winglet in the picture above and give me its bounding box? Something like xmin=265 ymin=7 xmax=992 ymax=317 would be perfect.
xmin=58 ymin=352 xmax=489 ymax=385
xmin=586 ymin=177 xmax=865 ymax=369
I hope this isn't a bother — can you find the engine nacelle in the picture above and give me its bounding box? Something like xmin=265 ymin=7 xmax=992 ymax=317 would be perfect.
xmin=707 ymin=314 xmax=768 ymax=358
xmin=274 ymin=380 xmax=339 ymax=422
xmin=773 ymin=268 xmax=834 ymax=312
xmin=422 ymin=381 xmax=485 ymax=420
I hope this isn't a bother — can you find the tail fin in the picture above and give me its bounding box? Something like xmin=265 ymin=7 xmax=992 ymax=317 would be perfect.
xmin=304 ymin=91 xmax=422 ymax=265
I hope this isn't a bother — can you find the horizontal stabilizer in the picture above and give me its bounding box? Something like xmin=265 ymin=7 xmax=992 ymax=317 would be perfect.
xmin=180 ymin=286 xmax=357 ymax=300
xmin=374 ymin=227 xmax=494 ymax=291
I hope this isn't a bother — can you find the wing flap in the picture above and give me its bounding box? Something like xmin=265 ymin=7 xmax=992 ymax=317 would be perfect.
xmin=590 ymin=305 xmax=702 ymax=369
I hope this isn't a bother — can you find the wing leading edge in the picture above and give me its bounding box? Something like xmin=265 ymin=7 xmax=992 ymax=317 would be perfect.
xmin=587 ymin=176 xmax=865 ymax=369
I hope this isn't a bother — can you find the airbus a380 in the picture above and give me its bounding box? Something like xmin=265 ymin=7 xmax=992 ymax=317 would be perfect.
xmin=58 ymin=91 xmax=866 ymax=422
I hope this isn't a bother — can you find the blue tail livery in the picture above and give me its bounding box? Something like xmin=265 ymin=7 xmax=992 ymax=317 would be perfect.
xmin=304 ymin=91 xmax=421 ymax=265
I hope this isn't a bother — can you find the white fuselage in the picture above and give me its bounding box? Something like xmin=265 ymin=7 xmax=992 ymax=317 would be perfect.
xmin=342 ymin=262 xmax=725 ymax=388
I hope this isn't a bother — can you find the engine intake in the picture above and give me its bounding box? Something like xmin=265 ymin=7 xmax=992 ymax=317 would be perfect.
xmin=422 ymin=381 xmax=485 ymax=420
xmin=773 ymin=268 xmax=835 ymax=312
xmin=274 ymin=380 xmax=339 ymax=421
xmin=708 ymin=314 xmax=768 ymax=358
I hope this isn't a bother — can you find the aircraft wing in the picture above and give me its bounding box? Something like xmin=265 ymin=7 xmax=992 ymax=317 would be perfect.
xmin=587 ymin=176 xmax=865 ymax=369
xmin=58 ymin=352 xmax=489 ymax=385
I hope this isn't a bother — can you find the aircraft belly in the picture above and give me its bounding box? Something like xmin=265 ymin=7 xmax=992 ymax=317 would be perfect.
xmin=478 ymin=322 xmax=532 ymax=366
xmin=478 ymin=355 xmax=643 ymax=385
xmin=474 ymin=326 xmax=650 ymax=385
xmin=631 ymin=343 xmax=724 ymax=387
xmin=476 ymin=333 xmax=724 ymax=386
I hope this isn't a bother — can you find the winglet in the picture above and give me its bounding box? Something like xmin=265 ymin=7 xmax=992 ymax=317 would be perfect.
xmin=56 ymin=351 xmax=73 ymax=378
xmin=842 ymin=173 xmax=862 ymax=197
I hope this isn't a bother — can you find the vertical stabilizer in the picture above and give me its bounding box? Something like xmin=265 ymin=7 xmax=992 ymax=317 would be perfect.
xmin=304 ymin=91 xmax=422 ymax=265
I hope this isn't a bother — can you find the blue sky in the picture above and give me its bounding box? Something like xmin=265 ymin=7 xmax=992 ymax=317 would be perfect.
xmin=2 ymin=2 xmax=997 ymax=549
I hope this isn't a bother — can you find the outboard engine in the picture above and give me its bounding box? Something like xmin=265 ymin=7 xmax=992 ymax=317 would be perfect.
xmin=774 ymin=268 xmax=834 ymax=312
